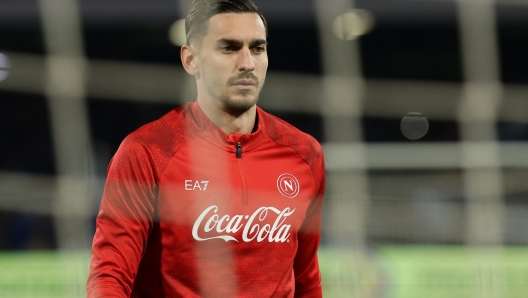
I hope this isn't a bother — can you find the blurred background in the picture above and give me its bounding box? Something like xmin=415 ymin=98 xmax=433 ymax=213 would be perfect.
xmin=1 ymin=0 xmax=528 ymax=297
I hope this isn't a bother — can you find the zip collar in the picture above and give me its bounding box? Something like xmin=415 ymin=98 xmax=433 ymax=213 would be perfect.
xmin=189 ymin=101 xmax=266 ymax=154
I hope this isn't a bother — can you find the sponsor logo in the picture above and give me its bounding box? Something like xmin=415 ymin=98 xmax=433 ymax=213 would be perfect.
xmin=277 ymin=173 xmax=300 ymax=198
xmin=192 ymin=205 xmax=295 ymax=243
xmin=185 ymin=180 xmax=209 ymax=191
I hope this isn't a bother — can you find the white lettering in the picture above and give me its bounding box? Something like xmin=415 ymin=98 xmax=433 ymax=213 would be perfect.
xmin=225 ymin=215 xmax=243 ymax=233
xmin=276 ymin=224 xmax=291 ymax=242
xmin=243 ymin=207 xmax=268 ymax=242
xmin=283 ymin=180 xmax=294 ymax=192
xmin=216 ymin=215 xmax=230 ymax=233
xmin=185 ymin=180 xmax=193 ymax=190
xmin=273 ymin=208 xmax=294 ymax=242
xmin=193 ymin=181 xmax=202 ymax=191
xmin=192 ymin=206 xmax=238 ymax=242
xmin=257 ymin=224 xmax=271 ymax=242
xmin=204 ymin=214 xmax=219 ymax=232
xmin=201 ymin=180 xmax=209 ymax=191
xmin=185 ymin=180 xmax=209 ymax=191
xmin=192 ymin=205 xmax=296 ymax=243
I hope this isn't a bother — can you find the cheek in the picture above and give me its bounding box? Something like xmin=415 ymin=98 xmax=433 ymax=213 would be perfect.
xmin=257 ymin=56 xmax=268 ymax=70
xmin=206 ymin=60 xmax=232 ymax=81
xmin=257 ymin=60 xmax=268 ymax=77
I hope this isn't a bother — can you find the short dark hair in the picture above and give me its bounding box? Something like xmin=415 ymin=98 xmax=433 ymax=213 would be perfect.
xmin=185 ymin=0 xmax=268 ymax=46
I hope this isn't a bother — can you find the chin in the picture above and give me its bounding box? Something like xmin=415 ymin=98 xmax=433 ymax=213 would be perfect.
xmin=221 ymin=95 xmax=259 ymax=116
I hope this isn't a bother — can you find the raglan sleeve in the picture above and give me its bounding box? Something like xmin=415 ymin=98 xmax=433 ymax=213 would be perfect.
xmin=86 ymin=136 xmax=158 ymax=298
xmin=293 ymin=140 xmax=326 ymax=298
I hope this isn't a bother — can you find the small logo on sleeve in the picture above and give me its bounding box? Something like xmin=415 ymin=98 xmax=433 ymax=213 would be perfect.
xmin=277 ymin=173 xmax=300 ymax=198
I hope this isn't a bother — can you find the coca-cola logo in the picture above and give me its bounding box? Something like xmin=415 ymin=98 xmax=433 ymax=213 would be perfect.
xmin=192 ymin=205 xmax=295 ymax=243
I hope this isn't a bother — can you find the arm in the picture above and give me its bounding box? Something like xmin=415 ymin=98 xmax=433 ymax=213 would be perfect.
xmin=86 ymin=138 xmax=158 ymax=297
xmin=293 ymin=147 xmax=326 ymax=298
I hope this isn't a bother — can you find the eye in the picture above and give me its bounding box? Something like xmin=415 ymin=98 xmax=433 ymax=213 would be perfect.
xmin=221 ymin=46 xmax=236 ymax=53
xmin=253 ymin=46 xmax=266 ymax=54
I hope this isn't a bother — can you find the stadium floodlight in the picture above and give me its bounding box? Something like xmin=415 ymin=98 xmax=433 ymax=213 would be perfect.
xmin=332 ymin=9 xmax=375 ymax=41
xmin=169 ymin=19 xmax=187 ymax=47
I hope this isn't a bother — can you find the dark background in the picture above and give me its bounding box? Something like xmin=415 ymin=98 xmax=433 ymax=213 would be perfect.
xmin=1 ymin=0 xmax=527 ymax=249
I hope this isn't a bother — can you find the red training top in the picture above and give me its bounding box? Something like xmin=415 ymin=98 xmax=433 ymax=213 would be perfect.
xmin=87 ymin=101 xmax=326 ymax=297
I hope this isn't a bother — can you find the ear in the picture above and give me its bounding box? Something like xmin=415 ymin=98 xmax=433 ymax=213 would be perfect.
xmin=181 ymin=45 xmax=199 ymax=76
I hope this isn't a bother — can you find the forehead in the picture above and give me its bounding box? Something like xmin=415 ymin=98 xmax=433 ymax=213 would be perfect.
xmin=204 ymin=13 xmax=266 ymax=43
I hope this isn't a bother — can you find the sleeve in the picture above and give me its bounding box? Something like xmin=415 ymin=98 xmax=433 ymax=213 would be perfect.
xmin=293 ymin=143 xmax=326 ymax=298
xmin=86 ymin=137 xmax=158 ymax=298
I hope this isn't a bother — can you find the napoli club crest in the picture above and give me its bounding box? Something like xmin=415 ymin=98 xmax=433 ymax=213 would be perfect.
xmin=277 ymin=173 xmax=300 ymax=198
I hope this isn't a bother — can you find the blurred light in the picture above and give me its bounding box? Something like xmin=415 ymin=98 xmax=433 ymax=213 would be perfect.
xmin=169 ymin=19 xmax=187 ymax=47
xmin=401 ymin=112 xmax=429 ymax=140
xmin=332 ymin=9 xmax=375 ymax=41
xmin=0 ymin=53 xmax=11 ymax=82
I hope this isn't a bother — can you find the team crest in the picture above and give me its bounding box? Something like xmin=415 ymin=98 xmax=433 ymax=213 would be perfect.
xmin=277 ymin=173 xmax=300 ymax=198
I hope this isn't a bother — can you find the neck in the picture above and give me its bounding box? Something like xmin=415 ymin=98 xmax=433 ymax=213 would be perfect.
xmin=197 ymin=97 xmax=257 ymax=135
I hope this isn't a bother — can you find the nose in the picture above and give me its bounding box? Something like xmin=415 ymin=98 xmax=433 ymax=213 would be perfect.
xmin=237 ymin=47 xmax=255 ymax=72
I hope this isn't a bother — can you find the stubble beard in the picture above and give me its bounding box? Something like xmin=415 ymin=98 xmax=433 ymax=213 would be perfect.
xmin=219 ymin=73 xmax=265 ymax=117
xmin=219 ymin=91 xmax=259 ymax=116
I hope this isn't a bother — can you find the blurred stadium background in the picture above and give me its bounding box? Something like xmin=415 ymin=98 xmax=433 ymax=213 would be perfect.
xmin=1 ymin=0 xmax=528 ymax=297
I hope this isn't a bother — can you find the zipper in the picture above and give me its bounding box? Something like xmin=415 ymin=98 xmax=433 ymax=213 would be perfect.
xmin=236 ymin=142 xmax=242 ymax=158
xmin=235 ymin=139 xmax=249 ymax=206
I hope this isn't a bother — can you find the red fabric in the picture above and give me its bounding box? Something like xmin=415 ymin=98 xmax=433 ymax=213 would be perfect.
xmin=87 ymin=101 xmax=325 ymax=297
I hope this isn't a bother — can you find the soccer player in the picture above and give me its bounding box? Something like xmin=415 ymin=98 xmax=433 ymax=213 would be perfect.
xmin=86 ymin=0 xmax=326 ymax=297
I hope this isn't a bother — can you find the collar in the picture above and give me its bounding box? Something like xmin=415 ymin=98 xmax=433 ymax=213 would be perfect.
xmin=189 ymin=101 xmax=266 ymax=153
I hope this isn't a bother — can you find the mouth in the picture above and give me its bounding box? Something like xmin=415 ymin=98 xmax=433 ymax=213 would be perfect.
xmin=232 ymin=80 xmax=256 ymax=88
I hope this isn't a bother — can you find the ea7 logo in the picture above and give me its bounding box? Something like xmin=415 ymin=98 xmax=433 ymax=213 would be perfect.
xmin=185 ymin=180 xmax=209 ymax=191
xmin=277 ymin=173 xmax=300 ymax=198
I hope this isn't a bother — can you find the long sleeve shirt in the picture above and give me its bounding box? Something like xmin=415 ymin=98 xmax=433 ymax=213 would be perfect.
xmin=87 ymin=101 xmax=325 ymax=297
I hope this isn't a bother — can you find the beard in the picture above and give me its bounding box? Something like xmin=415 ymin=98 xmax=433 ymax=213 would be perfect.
xmin=219 ymin=91 xmax=259 ymax=116
xmin=218 ymin=72 xmax=265 ymax=117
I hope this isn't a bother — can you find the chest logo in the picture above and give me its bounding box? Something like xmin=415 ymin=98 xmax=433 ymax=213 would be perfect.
xmin=277 ymin=173 xmax=300 ymax=198
xmin=185 ymin=180 xmax=209 ymax=191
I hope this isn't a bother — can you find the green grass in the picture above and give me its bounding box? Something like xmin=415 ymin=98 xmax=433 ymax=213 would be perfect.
xmin=1 ymin=246 xmax=528 ymax=297
xmin=0 ymin=252 xmax=89 ymax=298
xmin=319 ymin=246 xmax=528 ymax=298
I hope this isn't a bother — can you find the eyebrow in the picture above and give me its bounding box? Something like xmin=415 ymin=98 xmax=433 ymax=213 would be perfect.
xmin=216 ymin=38 xmax=268 ymax=47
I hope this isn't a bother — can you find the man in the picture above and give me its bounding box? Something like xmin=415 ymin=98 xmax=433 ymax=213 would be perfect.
xmin=87 ymin=0 xmax=325 ymax=297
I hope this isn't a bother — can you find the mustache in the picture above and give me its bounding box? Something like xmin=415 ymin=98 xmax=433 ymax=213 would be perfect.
xmin=228 ymin=72 xmax=259 ymax=85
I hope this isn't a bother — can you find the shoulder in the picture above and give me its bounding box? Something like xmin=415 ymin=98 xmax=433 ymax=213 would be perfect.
xmin=258 ymin=108 xmax=323 ymax=167
xmin=121 ymin=103 xmax=200 ymax=153
xmin=127 ymin=103 xmax=192 ymax=144
xmin=259 ymin=108 xmax=326 ymax=194
xmin=111 ymin=103 xmax=199 ymax=177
